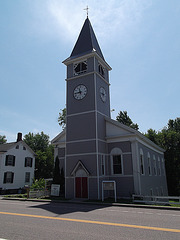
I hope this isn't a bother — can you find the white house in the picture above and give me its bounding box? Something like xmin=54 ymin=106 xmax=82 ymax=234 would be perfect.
xmin=0 ymin=133 xmax=35 ymax=193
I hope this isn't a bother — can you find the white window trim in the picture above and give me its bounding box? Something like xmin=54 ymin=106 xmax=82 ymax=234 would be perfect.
xmin=73 ymin=59 xmax=87 ymax=76
xmin=110 ymin=148 xmax=124 ymax=175
xmin=158 ymin=157 xmax=161 ymax=176
xmin=139 ymin=149 xmax=145 ymax=175
xmin=25 ymin=172 xmax=30 ymax=183
xmin=161 ymin=158 xmax=165 ymax=176
xmin=101 ymin=155 xmax=105 ymax=176
xmin=153 ymin=155 xmax=157 ymax=176
xmin=147 ymin=152 xmax=152 ymax=176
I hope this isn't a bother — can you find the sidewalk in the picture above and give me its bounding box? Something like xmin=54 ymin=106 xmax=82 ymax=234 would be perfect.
xmin=1 ymin=196 xmax=179 ymax=211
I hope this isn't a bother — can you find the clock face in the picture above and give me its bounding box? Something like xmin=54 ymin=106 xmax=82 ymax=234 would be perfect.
xmin=74 ymin=84 xmax=87 ymax=100
xmin=100 ymin=87 xmax=106 ymax=102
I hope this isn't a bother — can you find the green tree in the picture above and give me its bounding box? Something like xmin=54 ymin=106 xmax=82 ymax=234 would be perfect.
xmin=145 ymin=118 xmax=180 ymax=196
xmin=116 ymin=111 xmax=139 ymax=130
xmin=30 ymin=178 xmax=45 ymax=190
xmin=60 ymin=167 xmax=65 ymax=194
xmin=58 ymin=108 xmax=66 ymax=129
xmin=144 ymin=129 xmax=160 ymax=145
xmin=24 ymin=132 xmax=54 ymax=179
xmin=53 ymin=156 xmax=65 ymax=194
xmin=53 ymin=156 xmax=61 ymax=184
xmin=23 ymin=132 xmax=49 ymax=152
xmin=0 ymin=135 xmax=7 ymax=144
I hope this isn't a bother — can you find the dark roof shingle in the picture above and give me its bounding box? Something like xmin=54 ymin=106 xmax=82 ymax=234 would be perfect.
xmin=70 ymin=17 xmax=104 ymax=60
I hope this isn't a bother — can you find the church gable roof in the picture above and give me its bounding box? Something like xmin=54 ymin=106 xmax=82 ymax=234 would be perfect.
xmin=106 ymin=117 xmax=136 ymax=138
xmin=105 ymin=117 xmax=165 ymax=152
xmin=71 ymin=160 xmax=90 ymax=176
xmin=70 ymin=17 xmax=104 ymax=60
xmin=51 ymin=129 xmax=66 ymax=145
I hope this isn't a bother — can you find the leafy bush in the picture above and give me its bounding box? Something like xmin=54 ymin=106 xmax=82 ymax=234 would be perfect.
xmin=30 ymin=178 xmax=45 ymax=190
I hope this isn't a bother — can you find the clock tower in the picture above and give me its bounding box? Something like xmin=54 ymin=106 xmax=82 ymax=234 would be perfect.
xmin=63 ymin=17 xmax=112 ymax=199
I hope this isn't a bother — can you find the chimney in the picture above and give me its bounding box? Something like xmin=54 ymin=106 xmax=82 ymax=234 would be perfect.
xmin=17 ymin=132 xmax=22 ymax=142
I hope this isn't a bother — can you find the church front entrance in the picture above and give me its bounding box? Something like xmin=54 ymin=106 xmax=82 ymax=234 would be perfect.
xmin=75 ymin=168 xmax=88 ymax=198
xmin=75 ymin=177 xmax=88 ymax=198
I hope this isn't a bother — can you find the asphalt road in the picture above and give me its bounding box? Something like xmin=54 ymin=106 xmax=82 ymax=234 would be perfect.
xmin=0 ymin=199 xmax=179 ymax=240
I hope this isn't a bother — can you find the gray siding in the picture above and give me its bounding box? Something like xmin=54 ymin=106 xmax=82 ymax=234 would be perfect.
xmin=137 ymin=142 xmax=168 ymax=196
xmin=66 ymin=141 xmax=96 ymax=155
xmin=66 ymin=155 xmax=97 ymax=177
xmin=108 ymin=141 xmax=131 ymax=153
xmin=66 ymin=112 xmax=96 ymax=141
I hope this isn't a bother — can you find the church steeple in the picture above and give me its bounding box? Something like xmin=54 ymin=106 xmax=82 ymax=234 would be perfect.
xmin=63 ymin=16 xmax=112 ymax=200
xmin=70 ymin=17 xmax=104 ymax=60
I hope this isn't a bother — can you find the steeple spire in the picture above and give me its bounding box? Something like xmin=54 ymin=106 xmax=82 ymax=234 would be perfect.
xmin=70 ymin=18 xmax=104 ymax=60
xmin=84 ymin=6 xmax=89 ymax=18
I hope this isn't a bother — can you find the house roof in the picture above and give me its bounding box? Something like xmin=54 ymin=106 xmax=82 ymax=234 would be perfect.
xmin=69 ymin=17 xmax=104 ymax=61
xmin=0 ymin=142 xmax=15 ymax=152
xmin=0 ymin=141 xmax=36 ymax=156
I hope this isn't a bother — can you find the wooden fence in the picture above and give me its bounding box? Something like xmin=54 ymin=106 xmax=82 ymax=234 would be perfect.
xmin=132 ymin=195 xmax=180 ymax=205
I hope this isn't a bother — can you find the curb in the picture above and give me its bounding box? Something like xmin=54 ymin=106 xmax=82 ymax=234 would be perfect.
xmin=1 ymin=197 xmax=180 ymax=211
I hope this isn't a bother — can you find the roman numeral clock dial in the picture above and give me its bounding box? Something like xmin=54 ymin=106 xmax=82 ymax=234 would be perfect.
xmin=73 ymin=84 xmax=87 ymax=100
xmin=100 ymin=87 xmax=106 ymax=102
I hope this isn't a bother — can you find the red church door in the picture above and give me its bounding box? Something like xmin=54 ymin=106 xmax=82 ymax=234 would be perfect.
xmin=75 ymin=177 xmax=88 ymax=198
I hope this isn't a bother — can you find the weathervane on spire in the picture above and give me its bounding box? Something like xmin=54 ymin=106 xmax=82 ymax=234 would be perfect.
xmin=84 ymin=6 xmax=89 ymax=18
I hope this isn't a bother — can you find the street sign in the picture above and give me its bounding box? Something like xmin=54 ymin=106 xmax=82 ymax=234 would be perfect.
xmin=102 ymin=181 xmax=117 ymax=202
xmin=51 ymin=184 xmax=60 ymax=196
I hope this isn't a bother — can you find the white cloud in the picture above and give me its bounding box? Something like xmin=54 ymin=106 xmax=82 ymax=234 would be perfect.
xmin=45 ymin=0 xmax=152 ymax=44
xmin=0 ymin=130 xmax=16 ymax=143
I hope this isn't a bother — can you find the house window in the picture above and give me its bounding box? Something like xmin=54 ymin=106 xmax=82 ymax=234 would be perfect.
xmin=25 ymin=157 xmax=33 ymax=167
xmin=140 ymin=149 xmax=144 ymax=175
xmin=101 ymin=155 xmax=105 ymax=176
xmin=3 ymin=172 xmax=14 ymax=183
xmin=25 ymin=172 xmax=30 ymax=183
xmin=23 ymin=146 xmax=26 ymax=150
xmin=147 ymin=152 xmax=151 ymax=176
xmin=16 ymin=145 xmax=19 ymax=149
xmin=5 ymin=155 xmax=15 ymax=166
xmin=153 ymin=155 xmax=157 ymax=175
xmin=74 ymin=60 xmax=87 ymax=76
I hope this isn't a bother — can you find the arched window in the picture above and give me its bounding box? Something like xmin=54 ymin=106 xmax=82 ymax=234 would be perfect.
xmin=153 ymin=155 xmax=157 ymax=175
xmin=158 ymin=157 xmax=161 ymax=175
xmin=101 ymin=155 xmax=105 ymax=176
xmin=110 ymin=148 xmax=123 ymax=175
xmin=161 ymin=158 xmax=165 ymax=175
xmin=147 ymin=152 xmax=152 ymax=176
xmin=140 ymin=149 xmax=145 ymax=175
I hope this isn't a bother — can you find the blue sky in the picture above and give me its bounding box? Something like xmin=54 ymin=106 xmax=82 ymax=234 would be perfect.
xmin=0 ymin=0 xmax=180 ymax=142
